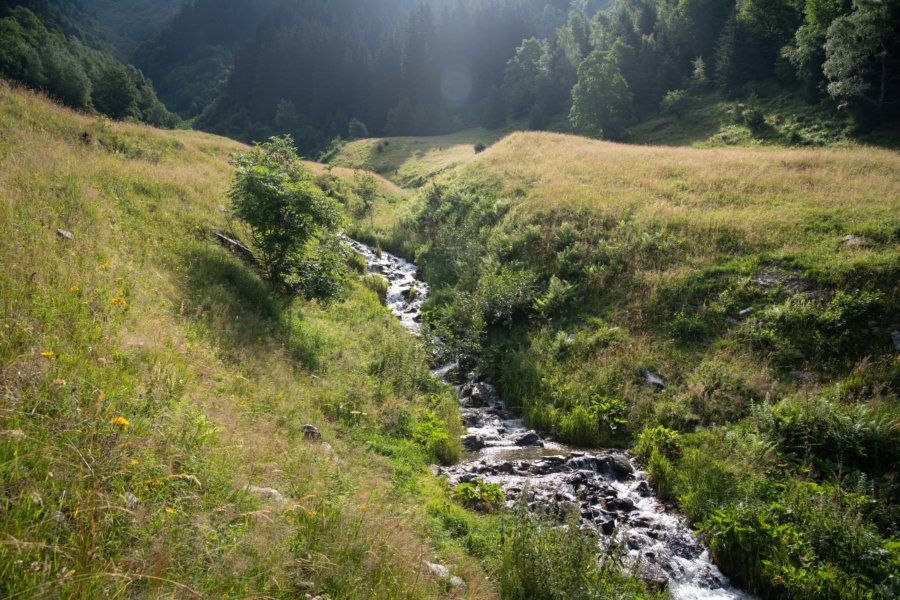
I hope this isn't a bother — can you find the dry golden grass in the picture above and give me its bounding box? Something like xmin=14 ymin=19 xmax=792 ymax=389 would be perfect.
xmin=332 ymin=128 xmax=503 ymax=188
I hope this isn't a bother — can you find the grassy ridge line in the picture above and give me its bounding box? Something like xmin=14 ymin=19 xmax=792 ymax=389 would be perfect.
xmin=0 ymin=83 xmax=491 ymax=598
xmin=329 ymin=128 xmax=503 ymax=188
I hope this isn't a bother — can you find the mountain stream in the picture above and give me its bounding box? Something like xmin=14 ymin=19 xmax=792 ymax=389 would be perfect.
xmin=347 ymin=239 xmax=752 ymax=600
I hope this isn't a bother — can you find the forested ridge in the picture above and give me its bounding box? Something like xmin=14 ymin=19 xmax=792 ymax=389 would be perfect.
xmin=1 ymin=0 xmax=897 ymax=150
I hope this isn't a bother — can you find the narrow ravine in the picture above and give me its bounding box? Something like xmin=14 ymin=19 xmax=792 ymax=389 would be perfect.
xmin=348 ymin=240 xmax=753 ymax=600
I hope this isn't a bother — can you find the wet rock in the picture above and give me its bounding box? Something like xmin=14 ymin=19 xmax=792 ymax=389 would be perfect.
xmin=892 ymin=330 xmax=900 ymax=351
xmin=599 ymin=454 xmax=633 ymax=477
xmin=56 ymin=228 xmax=74 ymax=240
xmin=458 ymin=473 xmax=478 ymax=484
xmin=600 ymin=518 xmax=616 ymax=535
xmin=497 ymin=461 xmax=516 ymax=475
xmin=429 ymin=464 xmax=441 ymax=477
xmin=607 ymin=497 xmax=635 ymax=512
xmin=461 ymin=434 xmax=485 ymax=451
xmin=302 ymin=424 xmax=321 ymax=440
xmin=640 ymin=563 xmax=669 ymax=591
xmin=514 ymin=431 xmax=543 ymax=447
xmin=635 ymin=481 xmax=653 ymax=497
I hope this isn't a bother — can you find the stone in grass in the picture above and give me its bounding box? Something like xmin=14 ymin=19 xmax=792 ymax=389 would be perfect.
xmin=644 ymin=371 xmax=665 ymax=389
xmin=302 ymin=424 xmax=321 ymax=440
xmin=56 ymin=228 xmax=74 ymax=240
xmin=840 ymin=234 xmax=873 ymax=248
xmin=423 ymin=561 xmax=467 ymax=592
xmin=245 ymin=485 xmax=287 ymax=504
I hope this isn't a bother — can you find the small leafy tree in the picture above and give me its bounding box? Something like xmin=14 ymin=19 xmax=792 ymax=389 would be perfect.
xmin=229 ymin=135 xmax=343 ymax=296
xmin=824 ymin=0 xmax=900 ymax=115
xmin=661 ymin=89 xmax=690 ymax=118
xmin=568 ymin=49 xmax=634 ymax=139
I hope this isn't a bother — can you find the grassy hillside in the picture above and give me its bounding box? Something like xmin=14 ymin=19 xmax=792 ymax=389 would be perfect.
xmin=329 ymin=129 xmax=504 ymax=188
xmin=0 ymin=82 xmax=504 ymax=598
xmin=356 ymin=131 xmax=900 ymax=598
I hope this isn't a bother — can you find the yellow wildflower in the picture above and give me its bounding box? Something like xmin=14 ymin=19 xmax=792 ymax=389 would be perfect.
xmin=165 ymin=507 xmax=176 ymax=515
xmin=110 ymin=416 xmax=130 ymax=430
xmin=69 ymin=286 xmax=79 ymax=293
xmin=40 ymin=351 xmax=56 ymax=359
xmin=110 ymin=297 xmax=127 ymax=306
xmin=358 ymin=504 xmax=367 ymax=512
xmin=130 ymin=459 xmax=140 ymax=466
xmin=97 ymin=260 xmax=112 ymax=271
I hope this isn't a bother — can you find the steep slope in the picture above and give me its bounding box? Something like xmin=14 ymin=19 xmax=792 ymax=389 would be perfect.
xmin=0 ymin=83 xmax=493 ymax=598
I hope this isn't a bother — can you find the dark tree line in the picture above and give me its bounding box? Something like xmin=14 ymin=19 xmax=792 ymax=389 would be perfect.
xmin=497 ymin=0 xmax=900 ymax=139
xmin=197 ymin=0 xmax=569 ymax=153
xmin=135 ymin=0 xmax=279 ymax=118
xmin=0 ymin=1 xmax=177 ymax=126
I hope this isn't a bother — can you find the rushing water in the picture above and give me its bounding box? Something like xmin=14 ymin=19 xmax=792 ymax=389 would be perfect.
xmin=348 ymin=239 xmax=753 ymax=599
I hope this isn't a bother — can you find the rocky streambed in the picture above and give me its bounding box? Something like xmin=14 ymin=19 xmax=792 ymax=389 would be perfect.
xmin=348 ymin=239 xmax=752 ymax=600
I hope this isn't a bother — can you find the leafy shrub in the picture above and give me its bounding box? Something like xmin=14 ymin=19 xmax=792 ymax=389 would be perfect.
xmin=533 ymin=276 xmax=576 ymax=317
xmin=661 ymin=89 xmax=690 ymax=118
xmin=474 ymin=142 xmax=486 ymax=153
xmin=412 ymin=409 xmax=460 ymax=465
xmin=230 ymin=135 xmax=343 ymax=296
xmin=752 ymin=396 xmax=899 ymax=477
xmin=633 ymin=425 xmax=682 ymax=460
xmin=452 ymin=479 xmax=504 ymax=512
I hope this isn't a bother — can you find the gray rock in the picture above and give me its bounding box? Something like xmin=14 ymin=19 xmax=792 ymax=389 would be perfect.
xmin=635 ymin=481 xmax=653 ymax=497
xmin=429 ymin=464 xmax=441 ymax=477
xmin=461 ymin=434 xmax=485 ymax=451
xmin=56 ymin=228 xmax=74 ymax=240
xmin=644 ymin=371 xmax=665 ymax=388
xmin=607 ymin=497 xmax=635 ymax=512
xmin=514 ymin=430 xmax=543 ymax=447
xmin=892 ymin=330 xmax=900 ymax=351
xmin=245 ymin=485 xmax=287 ymax=504
xmin=841 ymin=234 xmax=872 ymax=248
xmin=423 ymin=561 xmax=467 ymax=592
xmin=600 ymin=518 xmax=616 ymax=535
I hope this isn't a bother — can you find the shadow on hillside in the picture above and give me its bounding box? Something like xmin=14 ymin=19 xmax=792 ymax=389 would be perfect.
xmin=179 ymin=243 xmax=324 ymax=370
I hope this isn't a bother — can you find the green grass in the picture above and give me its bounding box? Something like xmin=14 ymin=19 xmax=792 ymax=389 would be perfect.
xmin=0 ymin=82 xmax=503 ymax=598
